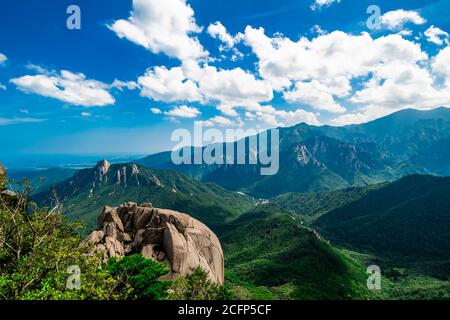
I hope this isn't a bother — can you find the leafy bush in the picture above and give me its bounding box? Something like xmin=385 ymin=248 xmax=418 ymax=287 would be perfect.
xmin=105 ymin=254 xmax=171 ymax=300
xmin=0 ymin=185 xmax=118 ymax=300
xmin=166 ymin=267 xmax=229 ymax=300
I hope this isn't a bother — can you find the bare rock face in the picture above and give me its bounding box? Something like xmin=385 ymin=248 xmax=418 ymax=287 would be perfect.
xmin=83 ymin=202 xmax=224 ymax=284
xmin=95 ymin=160 xmax=111 ymax=183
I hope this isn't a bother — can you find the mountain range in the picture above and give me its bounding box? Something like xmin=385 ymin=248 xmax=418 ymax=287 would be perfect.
xmin=139 ymin=107 xmax=450 ymax=197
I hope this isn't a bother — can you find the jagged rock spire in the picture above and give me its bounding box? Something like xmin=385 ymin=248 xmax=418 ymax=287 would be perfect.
xmin=95 ymin=159 xmax=111 ymax=174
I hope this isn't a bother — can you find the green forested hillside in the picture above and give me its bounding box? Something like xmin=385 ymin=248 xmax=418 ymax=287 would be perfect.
xmin=220 ymin=203 xmax=374 ymax=300
xmin=271 ymin=183 xmax=385 ymax=221
xmin=314 ymin=175 xmax=450 ymax=271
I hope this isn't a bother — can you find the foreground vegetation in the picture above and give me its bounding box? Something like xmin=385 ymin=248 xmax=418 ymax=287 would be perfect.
xmin=0 ymin=182 xmax=228 ymax=300
xmin=3 ymin=173 xmax=449 ymax=300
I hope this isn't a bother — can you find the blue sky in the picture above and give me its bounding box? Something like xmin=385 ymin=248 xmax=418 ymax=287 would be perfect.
xmin=0 ymin=0 xmax=450 ymax=167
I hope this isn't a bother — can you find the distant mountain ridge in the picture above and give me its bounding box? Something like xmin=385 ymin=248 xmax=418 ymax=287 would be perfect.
xmin=139 ymin=107 xmax=450 ymax=197
xmin=33 ymin=160 xmax=255 ymax=232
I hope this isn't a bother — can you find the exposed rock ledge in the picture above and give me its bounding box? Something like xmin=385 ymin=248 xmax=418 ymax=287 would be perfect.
xmin=83 ymin=202 xmax=224 ymax=284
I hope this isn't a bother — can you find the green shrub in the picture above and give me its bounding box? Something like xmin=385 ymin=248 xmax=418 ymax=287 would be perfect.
xmin=0 ymin=189 xmax=118 ymax=300
xmin=105 ymin=254 xmax=171 ymax=300
xmin=167 ymin=267 xmax=229 ymax=300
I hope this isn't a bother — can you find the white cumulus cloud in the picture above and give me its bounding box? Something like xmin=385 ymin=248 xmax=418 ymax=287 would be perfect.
xmin=110 ymin=79 xmax=139 ymax=91
xmin=10 ymin=70 xmax=115 ymax=107
xmin=350 ymin=60 xmax=450 ymax=120
xmin=109 ymin=0 xmax=207 ymax=63
xmin=195 ymin=65 xmax=273 ymax=113
xmin=311 ymin=0 xmax=341 ymax=10
xmin=380 ymin=10 xmax=426 ymax=30
xmin=150 ymin=107 xmax=162 ymax=114
xmin=139 ymin=66 xmax=201 ymax=102
xmin=284 ymin=80 xmax=346 ymax=113
xmin=425 ymin=25 xmax=449 ymax=46
xmin=202 ymin=115 xmax=241 ymax=127
xmin=243 ymin=27 xmax=427 ymax=115
xmin=138 ymin=62 xmax=273 ymax=118
xmin=207 ymin=21 xmax=239 ymax=48
xmin=105 ymin=3 xmax=450 ymax=127
xmin=433 ymin=46 xmax=450 ymax=81
xmin=163 ymin=105 xmax=200 ymax=118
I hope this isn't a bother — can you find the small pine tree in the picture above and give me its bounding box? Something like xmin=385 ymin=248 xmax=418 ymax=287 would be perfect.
xmin=166 ymin=267 xmax=229 ymax=300
xmin=105 ymin=254 xmax=171 ymax=300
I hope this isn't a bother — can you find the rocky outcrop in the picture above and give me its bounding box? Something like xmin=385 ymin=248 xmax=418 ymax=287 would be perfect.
xmin=83 ymin=202 xmax=224 ymax=284
xmin=94 ymin=160 xmax=111 ymax=183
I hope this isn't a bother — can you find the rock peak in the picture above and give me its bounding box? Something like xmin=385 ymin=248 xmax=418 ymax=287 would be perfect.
xmin=83 ymin=202 xmax=224 ymax=284
xmin=95 ymin=160 xmax=111 ymax=174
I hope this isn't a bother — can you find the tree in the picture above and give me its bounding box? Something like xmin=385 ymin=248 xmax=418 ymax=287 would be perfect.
xmin=105 ymin=254 xmax=171 ymax=300
xmin=167 ymin=267 xmax=230 ymax=300
xmin=0 ymin=180 xmax=118 ymax=300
